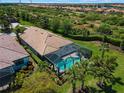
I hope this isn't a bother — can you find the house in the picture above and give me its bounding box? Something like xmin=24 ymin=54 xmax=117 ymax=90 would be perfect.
xmin=0 ymin=34 xmax=29 ymax=86
xmin=0 ymin=22 xmax=19 ymax=30
xmin=20 ymin=27 xmax=92 ymax=73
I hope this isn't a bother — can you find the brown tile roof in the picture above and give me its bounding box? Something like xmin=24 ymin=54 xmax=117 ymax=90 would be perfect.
xmin=0 ymin=35 xmax=29 ymax=69
xmin=21 ymin=27 xmax=73 ymax=56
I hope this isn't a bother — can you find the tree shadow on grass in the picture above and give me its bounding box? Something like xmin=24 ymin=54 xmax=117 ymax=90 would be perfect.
xmin=111 ymin=77 xmax=124 ymax=86
xmin=77 ymin=86 xmax=99 ymax=93
xmin=88 ymin=86 xmax=99 ymax=93
xmin=99 ymin=85 xmax=117 ymax=93
xmin=98 ymin=77 xmax=124 ymax=93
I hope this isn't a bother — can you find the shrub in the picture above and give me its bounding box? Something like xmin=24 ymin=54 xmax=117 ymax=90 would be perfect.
xmin=80 ymin=19 xmax=87 ymax=24
xmin=62 ymin=19 xmax=72 ymax=36
xmin=97 ymin=23 xmax=113 ymax=35
xmin=118 ymin=19 xmax=124 ymax=26
xmin=51 ymin=18 xmax=60 ymax=33
xmin=102 ymin=15 xmax=120 ymax=25
xmin=120 ymin=34 xmax=124 ymax=39
xmin=120 ymin=40 xmax=124 ymax=50
xmin=69 ymin=35 xmax=121 ymax=47
xmin=106 ymin=37 xmax=121 ymax=46
xmin=89 ymin=23 xmax=94 ymax=28
xmin=85 ymin=12 xmax=101 ymax=21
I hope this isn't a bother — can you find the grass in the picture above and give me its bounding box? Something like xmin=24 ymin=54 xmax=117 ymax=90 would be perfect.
xmin=71 ymin=39 xmax=124 ymax=93
xmin=21 ymin=25 xmax=124 ymax=93
xmin=20 ymin=20 xmax=34 ymax=26
xmin=19 ymin=19 xmax=124 ymax=92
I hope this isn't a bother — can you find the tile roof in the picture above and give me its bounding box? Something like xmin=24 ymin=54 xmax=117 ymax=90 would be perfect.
xmin=0 ymin=34 xmax=29 ymax=69
xmin=21 ymin=27 xmax=73 ymax=56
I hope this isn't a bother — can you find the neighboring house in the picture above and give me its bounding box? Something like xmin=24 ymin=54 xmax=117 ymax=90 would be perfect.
xmin=0 ymin=35 xmax=29 ymax=86
xmin=11 ymin=22 xmax=19 ymax=28
xmin=0 ymin=22 xmax=19 ymax=29
xmin=21 ymin=27 xmax=92 ymax=73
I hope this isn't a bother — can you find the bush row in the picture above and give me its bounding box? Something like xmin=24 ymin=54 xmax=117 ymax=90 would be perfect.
xmin=69 ymin=35 xmax=121 ymax=47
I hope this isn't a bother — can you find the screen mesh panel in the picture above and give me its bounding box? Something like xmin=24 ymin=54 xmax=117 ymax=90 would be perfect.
xmin=45 ymin=43 xmax=92 ymax=65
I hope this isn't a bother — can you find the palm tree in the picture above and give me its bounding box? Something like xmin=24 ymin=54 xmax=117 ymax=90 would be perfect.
xmin=91 ymin=55 xmax=117 ymax=88
xmin=41 ymin=16 xmax=50 ymax=29
xmin=99 ymin=41 xmax=109 ymax=61
xmin=75 ymin=60 xmax=90 ymax=92
xmin=51 ymin=18 xmax=60 ymax=33
xmin=89 ymin=41 xmax=117 ymax=88
xmin=0 ymin=14 xmax=12 ymax=33
xmin=66 ymin=66 xmax=77 ymax=93
xmin=14 ymin=25 xmax=25 ymax=44
xmin=62 ymin=19 xmax=72 ymax=36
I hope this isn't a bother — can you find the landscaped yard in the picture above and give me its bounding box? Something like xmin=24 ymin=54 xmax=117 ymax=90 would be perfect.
xmin=16 ymin=17 xmax=124 ymax=93
xmin=50 ymin=39 xmax=124 ymax=93
xmin=13 ymin=39 xmax=124 ymax=93
xmin=1 ymin=4 xmax=124 ymax=93
xmin=71 ymin=39 xmax=124 ymax=93
xmin=15 ymin=17 xmax=124 ymax=93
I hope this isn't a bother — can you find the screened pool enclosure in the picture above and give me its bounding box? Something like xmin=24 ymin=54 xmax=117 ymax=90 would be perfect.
xmin=44 ymin=43 xmax=92 ymax=73
xmin=0 ymin=67 xmax=14 ymax=87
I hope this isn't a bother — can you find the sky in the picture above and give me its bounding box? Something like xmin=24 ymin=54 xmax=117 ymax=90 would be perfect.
xmin=1 ymin=0 xmax=124 ymax=3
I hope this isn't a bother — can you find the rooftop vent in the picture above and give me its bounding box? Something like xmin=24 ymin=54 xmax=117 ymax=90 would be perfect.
xmin=48 ymin=34 xmax=52 ymax=37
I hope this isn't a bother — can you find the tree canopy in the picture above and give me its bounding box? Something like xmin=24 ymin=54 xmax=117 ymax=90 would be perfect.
xmin=15 ymin=72 xmax=59 ymax=93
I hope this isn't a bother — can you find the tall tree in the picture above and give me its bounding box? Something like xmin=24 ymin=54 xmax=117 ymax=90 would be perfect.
xmin=66 ymin=67 xmax=77 ymax=93
xmin=0 ymin=14 xmax=12 ymax=33
xmin=82 ymin=28 xmax=90 ymax=37
xmin=51 ymin=18 xmax=60 ymax=33
xmin=62 ymin=19 xmax=72 ymax=36
xmin=13 ymin=72 xmax=59 ymax=93
xmin=14 ymin=25 xmax=25 ymax=44
xmin=75 ymin=60 xmax=90 ymax=92
xmin=91 ymin=43 xmax=117 ymax=88
xmin=41 ymin=16 xmax=50 ymax=29
xmin=99 ymin=42 xmax=109 ymax=61
xmin=97 ymin=23 xmax=112 ymax=35
xmin=91 ymin=55 xmax=117 ymax=88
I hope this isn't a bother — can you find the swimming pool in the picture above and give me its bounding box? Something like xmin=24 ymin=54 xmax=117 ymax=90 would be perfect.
xmin=55 ymin=57 xmax=80 ymax=72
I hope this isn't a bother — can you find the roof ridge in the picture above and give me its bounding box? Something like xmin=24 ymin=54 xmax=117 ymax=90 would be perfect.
xmin=42 ymin=32 xmax=49 ymax=55
xmin=43 ymin=44 xmax=60 ymax=55
xmin=44 ymin=32 xmax=49 ymax=43
xmin=0 ymin=46 xmax=28 ymax=56
xmin=43 ymin=44 xmax=47 ymax=55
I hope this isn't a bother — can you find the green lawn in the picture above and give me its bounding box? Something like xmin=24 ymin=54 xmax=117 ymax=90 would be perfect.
xmin=70 ymin=39 xmax=124 ymax=93
xmin=19 ymin=20 xmax=124 ymax=92
xmin=21 ymin=32 xmax=124 ymax=93
xmin=20 ymin=20 xmax=34 ymax=26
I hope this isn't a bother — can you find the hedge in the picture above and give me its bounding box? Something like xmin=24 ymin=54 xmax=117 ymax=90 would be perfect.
xmin=69 ymin=35 xmax=121 ymax=47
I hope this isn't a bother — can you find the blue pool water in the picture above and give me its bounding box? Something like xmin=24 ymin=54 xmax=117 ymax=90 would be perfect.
xmin=56 ymin=57 xmax=80 ymax=72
